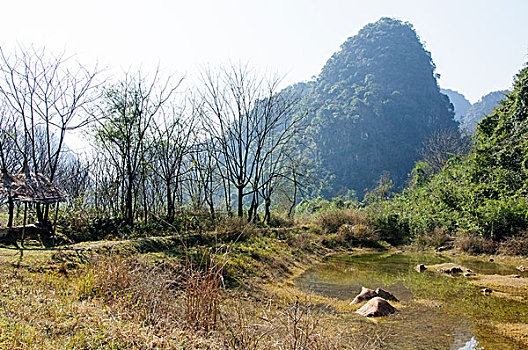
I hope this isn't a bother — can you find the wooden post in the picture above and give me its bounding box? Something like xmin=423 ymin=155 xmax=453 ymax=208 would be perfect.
xmin=53 ymin=201 xmax=60 ymax=234
xmin=7 ymin=197 xmax=14 ymax=228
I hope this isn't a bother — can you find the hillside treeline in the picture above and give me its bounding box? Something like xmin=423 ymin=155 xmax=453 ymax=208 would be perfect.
xmin=0 ymin=50 xmax=310 ymax=233
xmin=1 ymin=18 xmax=526 ymax=251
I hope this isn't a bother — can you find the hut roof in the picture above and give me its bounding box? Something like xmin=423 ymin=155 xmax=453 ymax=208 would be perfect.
xmin=0 ymin=170 xmax=66 ymax=204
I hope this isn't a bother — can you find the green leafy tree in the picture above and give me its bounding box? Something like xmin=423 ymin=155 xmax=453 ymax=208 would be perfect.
xmin=384 ymin=65 xmax=528 ymax=242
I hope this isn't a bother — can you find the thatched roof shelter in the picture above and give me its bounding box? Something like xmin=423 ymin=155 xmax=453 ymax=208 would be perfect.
xmin=0 ymin=170 xmax=66 ymax=204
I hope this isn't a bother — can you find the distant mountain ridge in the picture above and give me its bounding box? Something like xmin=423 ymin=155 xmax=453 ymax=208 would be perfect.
xmin=440 ymin=88 xmax=471 ymax=122
xmin=441 ymin=89 xmax=510 ymax=133
xmin=462 ymin=90 xmax=510 ymax=132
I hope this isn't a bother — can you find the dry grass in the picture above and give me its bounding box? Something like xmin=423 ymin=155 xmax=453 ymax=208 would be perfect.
xmin=414 ymin=227 xmax=453 ymax=248
xmin=0 ymin=250 xmax=387 ymax=350
xmin=315 ymin=209 xmax=368 ymax=235
xmin=0 ymin=263 xmax=211 ymax=349
xmin=497 ymin=233 xmax=528 ymax=256
xmin=184 ymin=247 xmax=228 ymax=332
xmin=77 ymin=255 xmax=185 ymax=328
xmin=489 ymin=321 xmax=528 ymax=344
xmin=0 ymin=222 xmax=390 ymax=350
xmin=454 ymin=232 xmax=498 ymax=254
xmin=215 ymin=217 xmax=261 ymax=241
xmin=267 ymin=212 xmax=295 ymax=228
xmin=335 ymin=224 xmax=379 ymax=245
xmin=219 ymin=294 xmax=387 ymax=350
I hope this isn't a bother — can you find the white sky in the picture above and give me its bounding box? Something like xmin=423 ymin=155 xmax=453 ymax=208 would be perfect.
xmin=1 ymin=0 xmax=527 ymax=104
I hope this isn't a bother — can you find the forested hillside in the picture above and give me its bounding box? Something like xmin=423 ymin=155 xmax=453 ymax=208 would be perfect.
xmin=303 ymin=17 xmax=458 ymax=199
xmin=380 ymin=65 xmax=528 ymax=249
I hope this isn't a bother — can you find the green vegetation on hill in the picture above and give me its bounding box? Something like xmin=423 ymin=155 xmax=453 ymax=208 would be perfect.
xmin=376 ymin=65 xmax=528 ymax=252
xmin=304 ymin=17 xmax=458 ymax=198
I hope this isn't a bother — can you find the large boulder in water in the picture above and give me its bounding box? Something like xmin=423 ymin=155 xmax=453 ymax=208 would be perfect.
xmin=350 ymin=287 xmax=378 ymax=304
xmin=375 ymin=288 xmax=399 ymax=302
xmin=355 ymin=297 xmax=397 ymax=317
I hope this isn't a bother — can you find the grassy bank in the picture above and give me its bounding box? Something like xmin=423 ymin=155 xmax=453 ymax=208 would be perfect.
xmin=2 ymin=207 xmax=528 ymax=349
xmin=0 ymin=213 xmax=390 ymax=350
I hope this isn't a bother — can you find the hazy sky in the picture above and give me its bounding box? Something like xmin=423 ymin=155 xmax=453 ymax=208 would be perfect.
xmin=1 ymin=0 xmax=527 ymax=103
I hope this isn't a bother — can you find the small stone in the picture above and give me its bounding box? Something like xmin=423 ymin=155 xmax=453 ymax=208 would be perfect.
xmin=442 ymin=267 xmax=463 ymax=274
xmin=481 ymin=288 xmax=492 ymax=295
xmin=516 ymin=265 xmax=526 ymax=272
xmin=415 ymin=264 xmax=427 ymax=273
xmin=511 ymin=274 xmax=521 ymax=278
xmin=489 ymin=258 xmax=494 ymax=262
xmin=463 ymin=273 xmax=472 ymax=277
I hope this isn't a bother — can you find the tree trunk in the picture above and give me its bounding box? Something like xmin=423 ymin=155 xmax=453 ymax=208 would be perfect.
xmin=237 ymin=186 xmax=244 ymax=217
xmin=166 ymin=182 xmax=174 ymax=223
xmin=125 ymin=182 xmax=134 ymax=226
xmin=288 ymin=171 xmax=298 ymax=218
xmin=7 ymin=197 xmax=14 ymax=227
xmin=43 ymin=204 xmax=50 ymax=226
xmin=248 ymin=192 xmax=259 ymax=223
xmin=264 ymin=196 xmax=271 ymax=224
xmin=36 ymin=204 xmax=44 ymax=224
xmin=208 ymin=200 xmax=216 ymax=222
xmin=248 ymin=193 xmax=255 ymax=222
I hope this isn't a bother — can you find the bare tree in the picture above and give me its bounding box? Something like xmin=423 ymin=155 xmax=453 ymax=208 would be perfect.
xmin=199 ymin=64 xmax=303 ymax=218
xmin=0 ymin=45 xmax=99 ymax=225
xmin=0 ymin=103 xmax=19 ymax=173
xmin=419 ymin=128 xmax=472 ymax=174
xmin=94 ymin=69 xmax=178 ymax=226
xmin=150 ymin=101 xmax=196 ymax=222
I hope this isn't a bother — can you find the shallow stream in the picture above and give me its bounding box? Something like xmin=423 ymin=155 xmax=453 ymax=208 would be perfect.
xmin=295 ymin=252 xmax=528 ymax=349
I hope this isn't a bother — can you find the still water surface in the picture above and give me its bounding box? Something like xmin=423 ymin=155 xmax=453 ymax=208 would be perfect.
xmin=295 ymin=252 xmax=527 ymax=349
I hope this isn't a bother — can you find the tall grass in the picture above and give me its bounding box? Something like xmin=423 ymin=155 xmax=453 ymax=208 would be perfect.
xmin=184 ymin=247 xmax=228 ymax=332
xmin=219 ymin=296 xmax=387 ymax=350
xmin=77 ymin=255 xmax=184 ymax=327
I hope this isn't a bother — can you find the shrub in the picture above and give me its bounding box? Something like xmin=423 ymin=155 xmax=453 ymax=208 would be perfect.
xmin=215 ymin=216 xmax=260 ymax=242
xmin=286 ymin=231 xmax=316 ymax=250
xmin=296 ymin=196 xmax=359 ymax=215
xmin=316 ymin=209 xmax=367 ymax=234
xmin=335 ymin=224 xmax=379 ymax=245
xmin=267 ymin=211 xmax=295 ymax=228
xmin=414 ymin=227 xmax=453 ymax=248
xmin=453 ymin=232 xmax=498 ymax=255
xmin=77 ymin=255 xmax=184 ymax=327
xmin=474 ymin=198 xmax=528 ymax=241
xmin=497 ymin=232 xmax=528 ymax=256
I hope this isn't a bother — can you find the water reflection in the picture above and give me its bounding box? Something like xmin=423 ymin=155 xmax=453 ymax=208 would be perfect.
xmin=457 ymin=336 xmax=483 ymax=350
